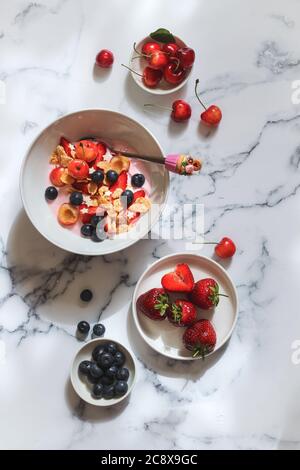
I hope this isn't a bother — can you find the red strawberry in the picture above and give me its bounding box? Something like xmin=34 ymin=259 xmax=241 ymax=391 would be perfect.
xmin=183 ymin=319 xmax=216 ymax=358
xmin=137 ymin=288 xmax=169 ymax=321
xmin=133 ymin=189 xmax=145 ymax=202
xmin=189 ymin=278 xmax=227 ymax=310
xmin=79 ymin=204 xmax=97 ymax=224
xmin=167 ymin=299 xmax=197 ymax=327
xmin=60 ymin=136 xmax=72 ymax=156
xmin=97 ymin=142 xmax=107 ymax=158
xmin=109 ymin=170 xmax=127 ymax=192
xmin=161 ymin=263 xmax=194 ymax=292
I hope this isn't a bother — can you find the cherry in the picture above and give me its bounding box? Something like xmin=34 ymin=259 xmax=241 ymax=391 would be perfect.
xmin=215 ymin=238 xmax=236 ymax=258
xmin=147 ymin=50 xmax=168 ymax=70
xmin=144 ymin=99 xmax=191 ymax=123
xmin=164 ymin=62 xmax=186 ymax=85
xmin=177 ymin=47 xmax=195 ymax=69
xmin=162 ymin=42 xmax=179 ymax=57
xmin=122 ymin=64 xmax=162 ymax=88
xmin=142 ymin=41 xmax=161 ymax=56
xmin=195 ymin=79 xmax=222 ymax=126
xmin=96 ymin=49 xmax=114 ymax=68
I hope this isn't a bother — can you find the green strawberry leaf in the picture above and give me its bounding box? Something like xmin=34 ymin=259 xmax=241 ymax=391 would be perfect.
xmin=150 ymin=28 xmax=175 ymax=44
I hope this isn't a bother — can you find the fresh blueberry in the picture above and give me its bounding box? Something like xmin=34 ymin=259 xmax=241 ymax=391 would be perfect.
xmin=93 ymin=324 xmax=105 ymax=337
xmin=106 ymin=170 xmax=118 ymax=184
xmin=106 ymin=342 xmax=118 ymax=355
xmin=114 ymin=351 xmax=125 ymax=367
xmin=78 ymin=360 xmax=91 ymax=375
xmin=92 ymin=345 xmax=105 ymax=361
xmin=45 ymin=186 xmax=58 ymax=200
xmin=99 ymin=375 xmax=115 ymax=386
xmin=89 ymin=363 xmax=104 ymax=379
xmin=90 ymin=215 xmax=103 ymax=228
xmin=106 ymin=365 xmax=119 ymax=378
xmin=114 ymin=380 xmax=128 ymax=396
xmin=80 ymin=289 xmax=93 ymax=302
xmin=92 ymin=383 xmax=104 ymax=398
xmin=120 ymin=189 xmax=134 ymax=207
xmin=116 ymin=367 xmax=129 ymax=381
xmin=98 ymin=352 xmax=114 ymax=369
xmin=70 ymin=191 xmax=83 ymax=206
xmin=102 ymin=384 xmax=115 ymax=399
xmin=131 ymin=173 xmax=145 ymax=188
xmin=81 ymin=224 xmax=93 ymax=237
xmin=77 ymin=320 xmax=90 ymax=334
xmin=91 ymin=170 xmax=104 ymax=184
xmin=87 ymin=371 xmax=100 ymax=384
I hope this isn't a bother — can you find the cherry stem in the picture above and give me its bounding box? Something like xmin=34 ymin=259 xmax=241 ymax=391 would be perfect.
xmin=133 ymin=42 xmax=149 ymax=59
xmin=192 ymin=241 xmax=218 ymax=245
xmin=219 ymin=294 xmax=229 ymax=298
xmin=121 ymin=63 xmax=143 ymax=77
xmin=144 ymin=104 xmax=172 ymax=112
xmin=195 ymin=79 xmax=207 ymax=110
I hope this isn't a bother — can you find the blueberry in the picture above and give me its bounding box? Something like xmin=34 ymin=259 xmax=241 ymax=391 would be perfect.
xmin=89 ymin=363 xmax=104 ymax=379
xmin=92 ymin=345 xmax=105 ymax=361
xmin=92 ymin=383 xmax=104 ymax=398
xmin=81 ymin=224 xmax=93 ymax=237
xmin=91 ymin=228 xmax=104 ymax=243
xmin=98 ymin=352 xmax=114 ymax=369
xmin=114 ymin=380 xmax=128 ymax=396
xmin=120 ymin=189 xmax=134 ymax=207
xmin=90 ymin=215 xmax=103 ymax=228
xmin=70 ymin=191 xmax=83 ymax=206
xmin=106 ymin=170 xmax=118 ymax=184
xmin=116 ymin=367 xmax=129 ymax=381
xmin=91 ymin=170 xmax=104 ymax=184
xmin=93 ymin=324 xmax=105 ymax=337
xmin=106 ymin=365 xmax=119 ymax=378
xmin=106 ymin=342 xmax=118 ymax=355
xmin=77 ymin=320 xmax=90 ymax=334
xmin=114 ymin=351 xmax=125 ymax=367
xmin=99 ymin=375 xmax=115 ymax=386
xmin=102 ymin=385 xmax=115 ymax=399
xmin=80 ymin=289 xmax=93 ymax=302
xmin=45 ymin=186 xmax=58 ymax=200
xmin=87 ymin=371 xmax=100 ymax=384
xmin=131 ymin=173 xmax=145 ymax=188
xmin=78 ymin=360 xmax=91 ymax=375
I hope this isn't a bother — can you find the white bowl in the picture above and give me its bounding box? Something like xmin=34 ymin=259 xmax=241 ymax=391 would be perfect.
xmin=132 ymin=253 xmax=239 ymax=360
xmin=71 ymin=338 xmax=137 ymax=406
xmin=129 ymin=35 xmax=192 ymax=95
xmin=20 ymin=109 xmax=169 ymax=256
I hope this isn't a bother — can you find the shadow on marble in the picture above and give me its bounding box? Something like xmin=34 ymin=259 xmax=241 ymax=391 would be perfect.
xmin=167 ymin=118 xmax=190 ymax=136
xmin=197 ymin=120 xmax=219 ymax=139
xmin=92 ymin=63 xmax=112 ymax=83
xmin=211 ymin=252 xmax=233 ymax=270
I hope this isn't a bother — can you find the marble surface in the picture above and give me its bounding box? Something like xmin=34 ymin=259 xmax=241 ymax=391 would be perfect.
xmin=1 ymin=0 xmax=300 ymax=450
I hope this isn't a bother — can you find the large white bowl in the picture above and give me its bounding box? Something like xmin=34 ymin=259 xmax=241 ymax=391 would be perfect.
xmin=20 ymin=109 xmax=169 ymax=256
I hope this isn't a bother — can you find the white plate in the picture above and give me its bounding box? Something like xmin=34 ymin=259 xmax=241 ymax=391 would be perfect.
xmin=20 ymin=109 xmax=169 ymax=256
xmin=132 ymin=253 xmax=239 ymax=360
xmin=71 ymin=338 xmax=137 ymax=406
xmin=129 ymin=35 xmax=192 ymax=95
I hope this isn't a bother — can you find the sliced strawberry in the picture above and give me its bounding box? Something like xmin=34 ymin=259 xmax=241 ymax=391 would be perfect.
xmin=109 ymin=170 xmax=127 ymax=192
xmin=161 ymin=263 xmax=194 ymax=292
xmin=60 ymin=137 xmax=72 ymax=156
xmin=133 ymin=189 xmax=145 ymax=202
xmin=79 ymin=204 xmax=97 ymax=224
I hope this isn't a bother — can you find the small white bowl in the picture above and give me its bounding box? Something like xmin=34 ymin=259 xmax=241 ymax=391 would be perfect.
xmin=71 ymin=338 xmax=137 ymax=406
xmin=129 ymin=35 xmax=192 ymax=95
xmin=132 ymin=253 xmax=239 ymax=360
xmin=20 ymin=109 xmax=169 ymax=256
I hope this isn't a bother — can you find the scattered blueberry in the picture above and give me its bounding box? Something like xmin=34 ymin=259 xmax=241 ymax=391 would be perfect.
xmin=91 ymin=170 xmax=104 ymax=184
xmin=102 ymin=385 xmax=115 ymax=399
xmin=45 ymin=186 xmax=58 ymax=201
xmin=100 ymin=375 xmax=115 ymax=386
xmin=93 ymin=324 xmax=105 ymax=337
xmin=98 ymin=352 xmax=114 ymax=369
xmin=90 ymin=215 xmax=103 ymax=228
xmin=115 ymin=380 xmax=128 ymax=396
xmin=80 ymin=289 xmax=93 ymax=302
xmin=114 ymin=351 xmax=125 ymax=367
xmin=92 ymin=383 xmax=104 ymax=398
xmin=77 ymin=320 xmax=90 ymax=335
xmin=106 ymin=342 xmax=118 ymax=355
xmin=116 ymin=367 xmax=129 ymax=381
xmin=78 ymin=360 xmax=91 ymax=375
xmin=106 ymin=170 xmax=118 ymax=184
xmin=92 ymin=345 xmax=105 ymax=361
xmin=106 ymin=365 xmax=119 ymax=378
xmin=70 ymin=191 xmax=83 ymax=206
xmin=120 ymin=189 xmax=134 ymax=207
xmin=131 ymin=173 xmax=145 ymax=188
xmin=89 ymin=363 xmax=103 ymax=379
xmin=81 ymin=224 xmax=93 ymax=238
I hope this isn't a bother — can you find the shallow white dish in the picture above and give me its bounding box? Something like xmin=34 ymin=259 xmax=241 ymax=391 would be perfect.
xmin=129 ymin=35 xmax=192 ymax=95
xmin=20 ymin=109 xmax=169 ymax=256
xmin=71 ymin=338 xmax=136 ymax=407
xmin=132 ymin=253 xmax=239 ymax=360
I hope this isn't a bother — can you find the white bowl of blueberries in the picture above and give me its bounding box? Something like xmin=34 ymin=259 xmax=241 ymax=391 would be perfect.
xmin=71 ymin=335 xmax=136 ymax=406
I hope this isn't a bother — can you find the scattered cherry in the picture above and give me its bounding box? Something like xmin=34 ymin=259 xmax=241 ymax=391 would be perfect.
xmin=195 ymin=79 xmax=222 ymax=126
xmin=122 ymin=63 xmax=162 ymax=88
xmin=96 ymin=49 xmax=114 ymax=68
xmin=177 ymin=47 xmax=195 ymax=69
xmin=164 ymin=62 xmax=186 ymax=85
xmin=215 ymin=237 xmax=236 ymax=258
xmin=144 ymin=100 xmax=191 ymax=122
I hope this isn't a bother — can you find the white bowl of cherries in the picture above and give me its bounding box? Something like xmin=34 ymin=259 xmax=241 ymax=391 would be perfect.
xmin=126 ymin=28 xmax=195 ymax=95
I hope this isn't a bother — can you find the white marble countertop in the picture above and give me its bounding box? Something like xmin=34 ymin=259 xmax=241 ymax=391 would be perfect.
xmin=1 ymin=0 xmax=300 ymax=450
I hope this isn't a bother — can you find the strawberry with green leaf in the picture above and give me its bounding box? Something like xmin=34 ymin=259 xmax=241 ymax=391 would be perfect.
xmin=137 ymin=288 xmax=169 ymax=321
xmin=167 ymin=299 xmax=196 ymax=327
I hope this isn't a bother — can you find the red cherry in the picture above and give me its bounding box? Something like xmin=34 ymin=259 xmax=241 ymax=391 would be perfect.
xmin=177 ymin=47 xmax=195 ymax=69
xmin=96 ymin=49 xmax=114 ymax=68
xmin=50 ymin=167 xmax=65 ymax=187
xmin=162 ymin=42 xmax=179 ymax=56
xmin=195 ymin=79 xmax=222 ymax=126
xmin=68 ymin=159 xmax=89 ymax=179
xmin=148 ymin=50 xmax=168 ymax=70
xmin=215 ymin=238 xmax=236 ymax=259
xmin=121 ymin=63 xmax=162 ymax=88
xmin=164 ymin=63 xmax=186 ymax=85
xmin=171 ymin=100 xmax=191 ymax=122
xmin=141 ymin=41 xmax=161 ymax=56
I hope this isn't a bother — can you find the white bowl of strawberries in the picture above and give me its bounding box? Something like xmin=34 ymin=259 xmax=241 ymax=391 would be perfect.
xmin=127 ymin=28 xmax=195 ymax=95
xmin=132 ymin=253 xmax=239 ymax=360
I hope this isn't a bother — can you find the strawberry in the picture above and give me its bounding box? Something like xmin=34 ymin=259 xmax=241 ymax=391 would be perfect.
xmin=137 ymin=288 xmax=169 ymax=321
xmin=161 ymin=263 xmax=194 ymax=292
xmin=97 ymin=142 xmax=107 ymax=158
xmin=133 ymin=189 xmax=145 ymax=203
xmin=79 ymin=204 xmax=97 ymax=224
xmin=183 ymin=319 xmax=216 ymax=358
xmin=167 ymin=299 xmax=196 ymax=327
xmin=109 ymin=170 xmax=127 ymax=192
xmin=189 ymin=278 xmax=227 ymax=310
xmin=60 ymin=136 xmax=72 ymax=156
